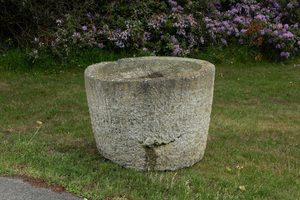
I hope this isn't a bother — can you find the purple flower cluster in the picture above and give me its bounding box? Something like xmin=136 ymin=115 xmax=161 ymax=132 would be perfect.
xmin=30 ymin=0 xmax=299 ymax=61
xmin=280 ymin=51 xmax=290 ymax=58
xmin=168 ymin=0 xmax=184 ymax=12
xmin=202 ymin=0 xmax=299 ymax=58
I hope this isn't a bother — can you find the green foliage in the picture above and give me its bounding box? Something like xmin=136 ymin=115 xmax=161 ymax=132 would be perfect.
xmin=0 ymin=0 xmax=100 ymax=45
xmin=0 ymin=48 xmax=131 ymax=73
xmin=1 ymin=0 xmax=300 ymax=68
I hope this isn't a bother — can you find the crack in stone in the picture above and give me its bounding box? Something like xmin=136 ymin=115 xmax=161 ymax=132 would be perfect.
xmin=143 ymin=134 xmax=183 ymax=171
xmin=142 ymin=134 xmax=183 ymax=148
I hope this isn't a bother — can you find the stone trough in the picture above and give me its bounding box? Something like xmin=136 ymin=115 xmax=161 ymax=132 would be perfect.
xmin=85 ymin=57 xmax=215 ymax=171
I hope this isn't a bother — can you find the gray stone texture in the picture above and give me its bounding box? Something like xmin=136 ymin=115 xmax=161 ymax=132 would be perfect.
xmin=0 ymin=177 xmax=82 ymax=200
xmin=85 ymin=57 xmax=215 ymax=171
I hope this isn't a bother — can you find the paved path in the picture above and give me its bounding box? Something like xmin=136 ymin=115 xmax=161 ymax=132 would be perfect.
xmin=0 ymin=177 xmax=83 ymax=200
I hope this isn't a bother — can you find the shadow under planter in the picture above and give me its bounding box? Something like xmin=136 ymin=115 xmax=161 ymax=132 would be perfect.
xmin=85 ymin=57 xmax=215 ymax=171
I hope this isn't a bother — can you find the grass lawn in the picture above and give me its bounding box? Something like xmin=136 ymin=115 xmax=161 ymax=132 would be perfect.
xmin=0 ymin=59 xmax=299 ymax=199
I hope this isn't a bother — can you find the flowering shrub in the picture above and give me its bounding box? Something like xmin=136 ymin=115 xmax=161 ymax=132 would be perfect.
xmin=30 ymin=14 xmax=103 ymax=61
xmin=199 ymin=0 xmax=299 ymax=60
xmin=30 ymin=0 xmax=300 ymax=62
xmin=0 ymin=0 xmax=101 ymax=46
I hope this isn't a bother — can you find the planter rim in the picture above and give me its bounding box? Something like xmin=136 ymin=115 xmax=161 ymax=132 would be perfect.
xmin=85 ymin=56 xmax=215 ymax=83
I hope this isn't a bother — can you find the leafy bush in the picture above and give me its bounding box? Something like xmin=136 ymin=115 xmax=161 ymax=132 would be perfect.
xmin=0 ymin=0 xmax=99 ymax=46
xmin=1 ymin=0 xmax=299 ymax=62
xmin=203 ymin=0 xmax=300 ymax=60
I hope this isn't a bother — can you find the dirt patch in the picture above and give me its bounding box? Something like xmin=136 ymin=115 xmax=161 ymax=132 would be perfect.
xmin=24 ymin=176 xmax=66 ymax=193
xmin=3 ymin=129 xmax=13 ymax=135
xmin=0 ymin=82 xmax=10 ymax=91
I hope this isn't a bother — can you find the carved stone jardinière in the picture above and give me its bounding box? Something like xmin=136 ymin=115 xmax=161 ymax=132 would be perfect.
xmin=85 ymin=57 xmax=215 ymax=171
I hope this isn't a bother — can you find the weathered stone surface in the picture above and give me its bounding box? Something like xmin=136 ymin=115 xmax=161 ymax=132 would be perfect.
xmin=85 ymin=57 xmax=215 ymax=171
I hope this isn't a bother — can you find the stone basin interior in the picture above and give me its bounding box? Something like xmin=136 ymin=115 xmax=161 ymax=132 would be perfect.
xmin=97 ymin=58 xmax=203 ymax=79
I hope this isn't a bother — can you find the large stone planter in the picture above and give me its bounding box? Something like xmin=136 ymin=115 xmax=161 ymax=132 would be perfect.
xmin=85 ymin=57 xmax=215 ymax=171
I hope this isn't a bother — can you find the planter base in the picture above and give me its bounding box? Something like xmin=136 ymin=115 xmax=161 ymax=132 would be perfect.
xmin=85 ymin=57 xmax=215 ymax=171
